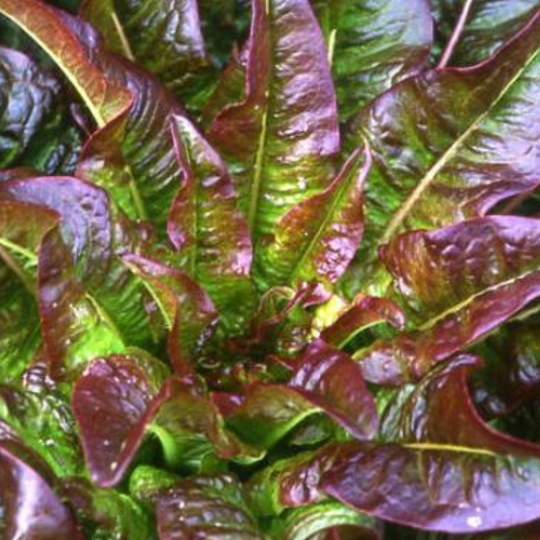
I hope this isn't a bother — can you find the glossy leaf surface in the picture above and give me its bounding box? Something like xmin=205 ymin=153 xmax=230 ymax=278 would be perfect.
xmin=349 ymin=8 xmax=540 ymax=276
xmin=82 ymin=0 xmax=209 ymax=102
xmin=313 ymin=0 xmax=432 ymax=119
xmin=208 ymin=0 xmax=340 ymax=246
xmin=169 ymin=115 xmax=254 ymax=329
xmin=0 ymin=0 xmax=131 ymax=127
xmin=357 ymin=216 xmax=540 ymax=384
xmin=156 ymin=474 xmax=263 ymax=539
xmin=432 ymin=0 xmax=540 ymax=66
xmin=258 ymin=147 xmax=370 ymax=288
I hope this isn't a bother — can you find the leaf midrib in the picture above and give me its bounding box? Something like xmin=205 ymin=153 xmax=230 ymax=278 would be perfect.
xmin=380 ymin=43 xmax=540 ymax=243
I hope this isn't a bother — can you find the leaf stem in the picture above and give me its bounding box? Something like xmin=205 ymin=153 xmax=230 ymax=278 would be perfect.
xmin=437 ymin=0 xmax=474 ymax=69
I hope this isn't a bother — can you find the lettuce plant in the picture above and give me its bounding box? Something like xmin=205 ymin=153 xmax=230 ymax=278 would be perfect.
xmin=2 ymin=0 xmax=540 ymax=537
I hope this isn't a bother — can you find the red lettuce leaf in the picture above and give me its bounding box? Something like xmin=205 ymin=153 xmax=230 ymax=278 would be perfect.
xmin=257 ymin=147 xmax=370 ymax=288
xmin=0 ymin=0 xmax=131 ymax=128
xmin=73 ymin=354 xmax=257 ymax=487
xmin=123 ymin=254 xmax=218 ymax=378
xmin=356 ymin=216 xmax=540 ymax=384
xmin=207 ymin=0 xmax=340 ymax=248
xmin=168 ymin=115 xmax=255 ymax=331
xmin=347 ymin=7 xmax=540 ymax=283
xmin=0 ymin=422 xmax=83 ymax=539
xmin=225 ymin=339 xmax=377 ymax=447
xmin=81 ymin=0 xmax=210 ymax=105
xmin=322 ymin=356 xmax=540 ymax=533
xmin=432 ymin=0 xmax=540 ymax=66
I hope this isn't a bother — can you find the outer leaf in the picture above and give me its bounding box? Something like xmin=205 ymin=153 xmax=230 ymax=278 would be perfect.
xmin=258 ymin=147 xmax=370 ymax=288
xmin=357 ymin=217 xmax=540 ymax=384
xmin=0 ymin=176 xmax=158 ymax=349
xmin=73 ymin=355 xmax=256 ymax=487
xmin=348 ymin=8 xmax=540 ymax=279
xmin=72 ymin=352 xmax=169 ymax=487
xmin=0 ymin=201 xmax=56 ymax=379
xmin=169 ymin=115 xmax=255 ymax=330
xmin=0 ymin=424 xmax=83 ymax=539
xmin=207 ymin=0 xmax=340 ymax=244
xmin=322 ymin=356 xmax=540 ymax=533
xmin=312 ymin=0 xmax=432 ymax=119
xmin=432 ymin=0 xmax=540 ymax=66
xmin=68 ymin=15 xmax=185 ymax=225
xmin=323 ymin=441 xmax=540 ymax=534
xmin=0 ymin=0 xmax=131 ymax=127
xmin=0 ymin=46 xmax=81 ymax=174
xmin=156 ymin=474 xmax=264 ymax=539
xmin=81 ymin=0 xmax=210 ymax=104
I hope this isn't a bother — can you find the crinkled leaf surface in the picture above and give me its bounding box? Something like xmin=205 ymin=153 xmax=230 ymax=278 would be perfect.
xmin=258 ymin=147 xmax=369 ymax=288
xmin=72 ymin=352 xmax=169 ymax=487
xmin=0 ymin=0 xmax=131 ymax=127
xmin=156 ymin=474 xmax=263 ymax=539
xmin=81 ymin=0 xmax=210 ymax=106
xmin=123 ymin=254 xmax=218 ymax=377
xmin=0 ymin=46 xmax=82 ymax=174
xmin=169 ymin=115 xmax=255 ymax=330
xmin=208 ymin=0 xmax=340 ymax=248
xmin=348 ymin=8 xmax=540 ymax=282
xmin=312 ymin=0 xmax=432 ymax=120
xmin=357 ymin=217 xmax=540 ymax=384
xmin=226 ymin=339 xmax=377 ymax=447
xmin=0 ymin=201 xmax=56 ymax=379
xmin=432 ymin=0 xmax=540 ymax=66
xmin=320 ymin=356 xmax=540 ymax=533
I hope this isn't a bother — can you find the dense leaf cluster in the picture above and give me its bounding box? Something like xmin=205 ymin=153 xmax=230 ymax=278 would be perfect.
xmin=1 ymin=0 xmax=540 ymax=538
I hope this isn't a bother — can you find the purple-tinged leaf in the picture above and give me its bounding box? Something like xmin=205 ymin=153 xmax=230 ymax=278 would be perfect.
xmin=123 ymin=254 xmax=218 ymax=378
xmin=0 ymin=176 xmax=162 ymax=348
xmin=312 ymin=0 xmax=433 ymax=120
xmin=38 ymin=229 xmax=126 ymax=377
xmin=356 ymin=217 xmax=540 ymax=384
xmin=257 ymin=147 xmax=370 ymax=288
xmin=69 ymin=15 xmax=185 ymax=225
xmin=202 ymin=44 xmax=248 ymax=125
xmin=226 ymin=340 xmax=377 ymax=446
xmin=156 ymin=474 xmax=264 ymax=539
xmin=74 ymin=355 xmax=256 ymax=487
xmin=321 ymin=356 xmax=540 ymax=533
xmin=432 ymin=0 xmax=540 ymax=67
xmin=72 ymin=352 xmax=169 ymax=487
xmin=347 ymin=8 xmax=540 ymax=282
xmin=0 ymin=0 xmax=131 ymax=128
xmin=207 ymin=0 xmax=340 ymax=246
xmin=290 ymin=339 xmax=378 ymax=440
xmin=0 ymin=46 xmax=82 ymax=174
xmin=321 ymin=294 xmax=405 ymax=348
xmin=81 ymin=0 xmax=209 ymax=103
xmin=0 ymin=201 xmax=57 ymax=379
xmin=0 ymin=423 xmax=83 ymax=539
xmin=169 ymin=115 xmax=255 ymax=330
